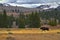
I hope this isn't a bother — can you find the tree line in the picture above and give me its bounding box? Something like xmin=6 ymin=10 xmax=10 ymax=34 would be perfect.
xmin=0 ymin=9 xmax=60 ymax=28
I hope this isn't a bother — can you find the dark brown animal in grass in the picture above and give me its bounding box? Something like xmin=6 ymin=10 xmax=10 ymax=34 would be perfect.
xmin=40 ymin=27 xmax=49 ymax=31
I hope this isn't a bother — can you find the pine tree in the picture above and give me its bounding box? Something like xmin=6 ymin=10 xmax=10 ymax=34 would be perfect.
xmin=7 ymin=15 xmax=14 ymax=28
xmin=0 ymin=14 xmax=3 ymax=28
xmin=17 ymin=13 xmax=25 ymax=28
xmin=2 ymin=10 xmax=8 ymax=28
xmin=29 ymin=12 xmax=41 ymax=28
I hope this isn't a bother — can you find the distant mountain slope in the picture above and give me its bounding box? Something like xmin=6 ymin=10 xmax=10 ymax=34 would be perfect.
xmin=0 ymin=3 xmax=60 ymax=12
xmin=36 ymin=5 xmax=50 ymax=10
xmin=0 ymin=0 xmax=60 ymax=8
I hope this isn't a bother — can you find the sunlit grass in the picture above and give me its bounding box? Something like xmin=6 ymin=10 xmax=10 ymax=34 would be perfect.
xmin=0 ymin=28 xmax=60 ymax=34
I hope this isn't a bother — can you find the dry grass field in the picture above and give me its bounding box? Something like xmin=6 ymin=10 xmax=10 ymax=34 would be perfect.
xmin=0 ymin=28 xmax=60 ymax=40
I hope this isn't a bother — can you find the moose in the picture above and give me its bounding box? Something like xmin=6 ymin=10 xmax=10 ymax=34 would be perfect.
xmin=40 ymin=27 xmax=49 ymax=31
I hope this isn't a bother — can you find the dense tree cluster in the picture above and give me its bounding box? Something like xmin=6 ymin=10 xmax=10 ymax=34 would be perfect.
xmin=0 ymin=9 xmax=60 ymax=28
xmin=0 ymin=10 xmax=14 ymax=28
xmin=28 ymin=12 xmax=41 ymax=28
xmin=16 ymin=13 xmax=25 ymax=28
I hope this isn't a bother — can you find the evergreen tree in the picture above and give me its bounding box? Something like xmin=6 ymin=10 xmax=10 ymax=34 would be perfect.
xmin=7 ymin=15 xmax=14 ymax=28
xmin=29 ymin=12 xmax=41 ymax=28
xmin=1 ymin=10 xmax=8 ymax=28
xmin=0 ymin=14 xmax=3 ymax=28
xmin=17 ymin=13 xmax=25 ymax=28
